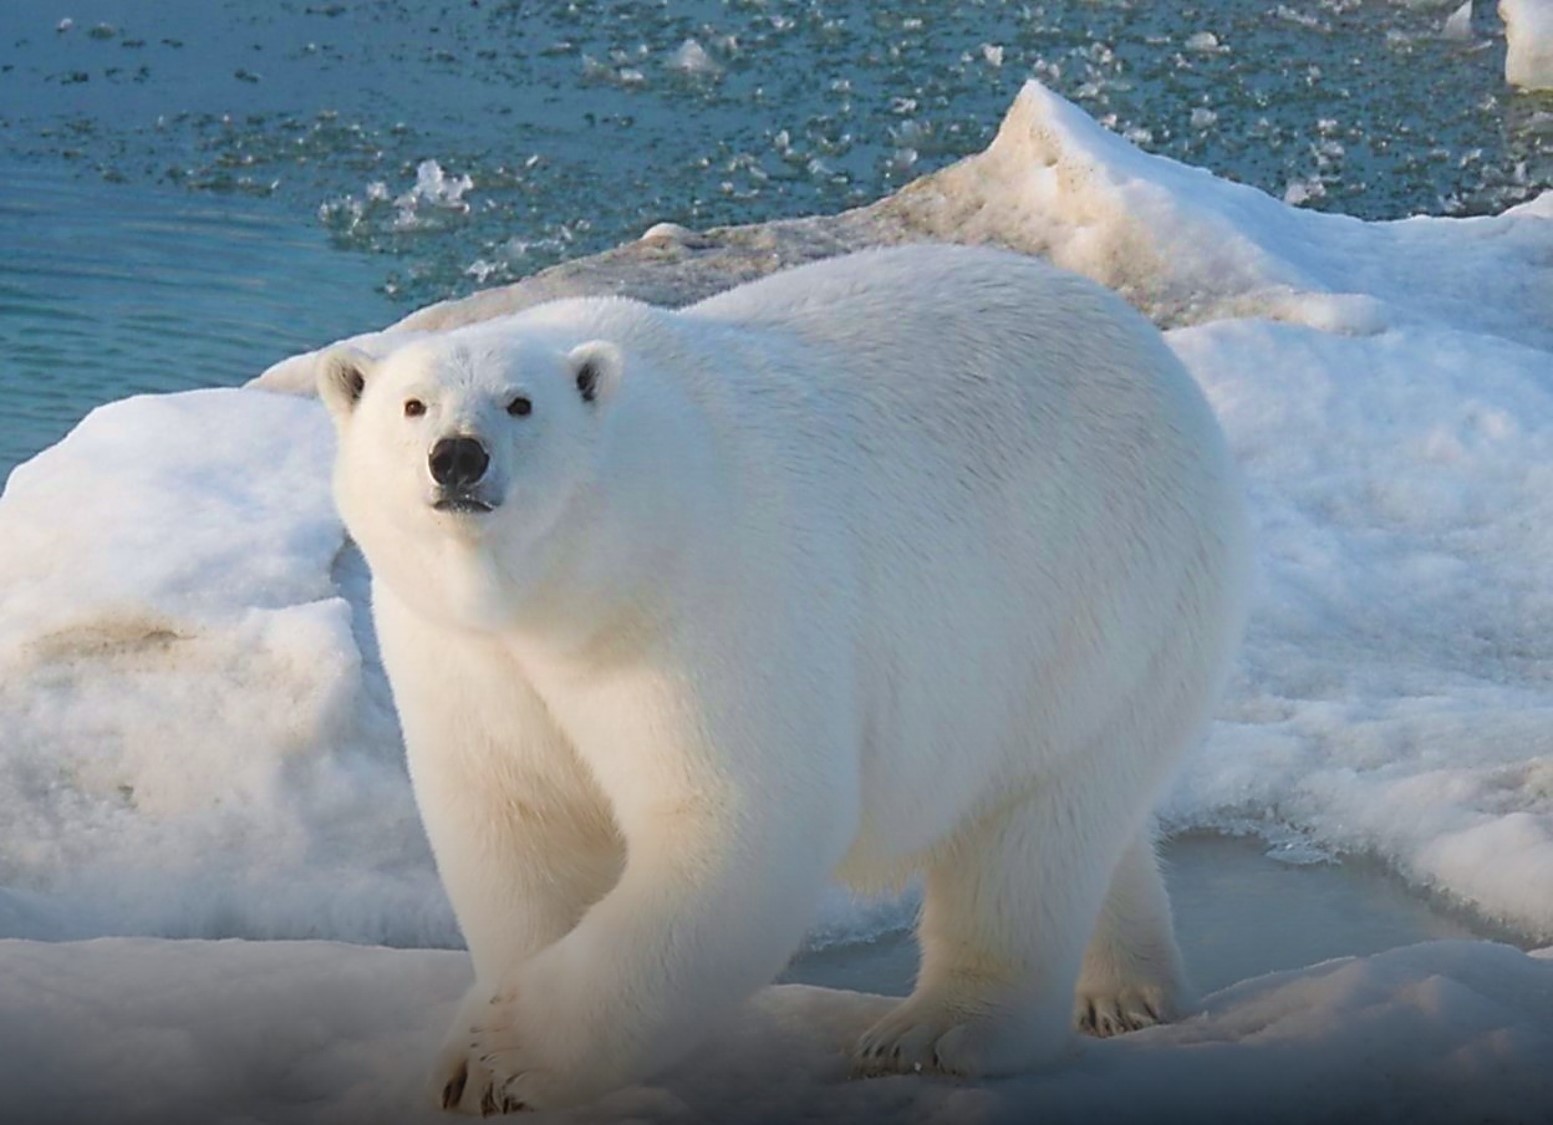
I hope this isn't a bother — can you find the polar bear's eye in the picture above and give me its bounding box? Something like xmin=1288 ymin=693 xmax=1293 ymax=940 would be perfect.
xmin=506 ymin=396 xmax=533 ymax=417
xmin=403 ymin=399 xmax=426 ymax=418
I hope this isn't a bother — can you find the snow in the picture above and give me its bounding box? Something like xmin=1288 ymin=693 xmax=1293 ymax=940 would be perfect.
xmin=4 ymin=80 xmax=1553 ymax=1119
xmin=0 ymin=390 xmax=446 ymax=946
xmin=1501 ymin=0 xmax=1553 ymax=89
xmin=4 ymin=937 xmax=1552 ymax=1125
xmin=1162 ymin=319 xmax=1553 ymax=936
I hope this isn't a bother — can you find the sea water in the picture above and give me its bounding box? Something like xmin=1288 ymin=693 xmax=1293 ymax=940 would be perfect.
xmin=1 ymin=1 xmax=1549 ymax=970
xmin=2 ymin=0 xmax=1549 ymax=477
xmin=0 ymin=161 xmax=394 ymax=472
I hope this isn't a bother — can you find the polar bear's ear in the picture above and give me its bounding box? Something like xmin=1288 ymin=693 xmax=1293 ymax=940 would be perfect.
xmin=568 ymin=341 xmax=623 ymax=406
xmin=316 ymin=346 xmax=378 ymax=421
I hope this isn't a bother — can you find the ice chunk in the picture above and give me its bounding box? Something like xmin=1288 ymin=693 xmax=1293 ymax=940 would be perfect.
xmin=667 ymin=37 xmax=721 ymax=76
xmin=1443 ymin=0 xmax=1474 ymax=39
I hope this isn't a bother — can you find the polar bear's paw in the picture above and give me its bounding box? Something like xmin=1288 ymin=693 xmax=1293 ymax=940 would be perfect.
xmin=432 ymin=987 xmax=563 ymax=1116
xmin=1073 ymin=983 xmax=1174 ymax=1038
xmin=853 ymin=995 xmax=1069 ymax=1079
xmin=441 ymin=983 xmax=621 ymax=1116
xmin=433 ymin=988 xmax=518 ymax=1115
xmin=436 ymin=1054 xmax=529 ymax=1117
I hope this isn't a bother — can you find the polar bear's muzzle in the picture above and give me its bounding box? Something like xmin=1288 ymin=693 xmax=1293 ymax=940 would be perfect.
xmin=429 ymin=435 xmax=497 ymax=514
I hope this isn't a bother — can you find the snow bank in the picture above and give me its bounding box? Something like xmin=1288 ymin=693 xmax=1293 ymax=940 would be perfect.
xmin=901 ymin=85 xmax=1552 ymax=348
xmin=1163 ymin=316 xmax=1553 ymax=935
xmin=2 ymin=937 xmax=1551 ymax=1124
xmin=1501 ymin=0 xmax=1553 ymax=89
xmin=0 ymin=390 xmax=448 ymax=946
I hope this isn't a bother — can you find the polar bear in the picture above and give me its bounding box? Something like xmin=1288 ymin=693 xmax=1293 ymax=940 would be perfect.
xmin=318 ymin=244 xmax=1250 ymax=1114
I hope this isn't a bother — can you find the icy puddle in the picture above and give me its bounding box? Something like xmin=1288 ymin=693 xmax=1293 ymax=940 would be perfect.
xmin=783 ymin=832 xmax=1510 ymax=998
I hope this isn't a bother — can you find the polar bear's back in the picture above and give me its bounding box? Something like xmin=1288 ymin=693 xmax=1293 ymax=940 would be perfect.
xmin=683 ymin=245 xmax=1247 ymax=828
xmin=685 ymin=245 xmax=1206 ymax=475
xmin=685 ymin=244 xmax=1231 ymax=561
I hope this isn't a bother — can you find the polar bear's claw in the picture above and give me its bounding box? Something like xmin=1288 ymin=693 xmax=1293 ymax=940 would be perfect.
xmin=473 ymin=1084 xmax=527 ymax=1117
xmin=854 ymin=988 xmax=1077 ymax=1080
xmin=1074 ymin=987 xmax=1169 ymax=1038
xmin=852 ymin=1019 xmax=977 ymax=1078
xmin=440 ymin=1061 xmax=468 ymax=1110
xmin=852 ymin=1004 xmax=985 ymax=1078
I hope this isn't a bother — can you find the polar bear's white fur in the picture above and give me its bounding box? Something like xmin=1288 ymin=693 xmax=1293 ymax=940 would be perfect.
xmin=319 ymin=245 xmax=1250 ymax=1113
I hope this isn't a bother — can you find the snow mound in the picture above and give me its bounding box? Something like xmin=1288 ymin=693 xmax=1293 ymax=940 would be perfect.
xmin=0 ymin=390 xmax=446 ymax=946
xmin=2 ymin=937 xmax=1550 ymax=1124
xmin=898 ymin=84 xmax=1552 ymax=347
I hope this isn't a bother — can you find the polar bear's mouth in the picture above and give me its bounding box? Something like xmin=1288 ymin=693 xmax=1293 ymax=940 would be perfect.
xmin=432 ymin=494 xmax=496 ymax=514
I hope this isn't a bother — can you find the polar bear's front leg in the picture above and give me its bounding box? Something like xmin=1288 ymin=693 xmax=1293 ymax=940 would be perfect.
xmin=379 ymin=588 xmax=627 ymax=984
xmin=443 ymin=700 xmax=855 ymax=1112
xmin=379 ymin=596 xmax=626 ymax=1112
xmin=423 ymin=763 xmax=624 ymax=1113
xmin=412 ymin=716 xmax=625 ymax=1112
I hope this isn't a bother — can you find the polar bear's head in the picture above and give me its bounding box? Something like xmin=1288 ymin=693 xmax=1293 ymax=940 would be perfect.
xmin=317 ymin=327 xmax=631 ymax=630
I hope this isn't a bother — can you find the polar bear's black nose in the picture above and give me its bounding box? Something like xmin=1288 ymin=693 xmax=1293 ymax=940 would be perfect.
xmin=429 ymin=436 xmax=489 ymax=488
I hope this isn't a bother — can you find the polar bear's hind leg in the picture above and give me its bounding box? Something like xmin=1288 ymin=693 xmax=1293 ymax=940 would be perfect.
xmin=854 ymin=764 xmax=1135 ymax=1078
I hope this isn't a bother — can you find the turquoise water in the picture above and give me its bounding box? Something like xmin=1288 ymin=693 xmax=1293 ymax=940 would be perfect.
xmin=0 ymin=161 xmax=393 ymax=472
xmin=2 ymin=0 xmax=1550 ymax=480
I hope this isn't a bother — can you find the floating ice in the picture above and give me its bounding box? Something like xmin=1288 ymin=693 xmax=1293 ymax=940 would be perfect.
xmin=667 ymin=37 xmax=721 ymax=77
xmin=318 ymin=163 xmax=473 ymax=243
xmin=395 ymin=159 xmax=472 ymax=220
xmin=1443 ymin=0 xmax=1475 ymax=39
xmin=1283 ymin=177 xmax=1326 ymax=205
